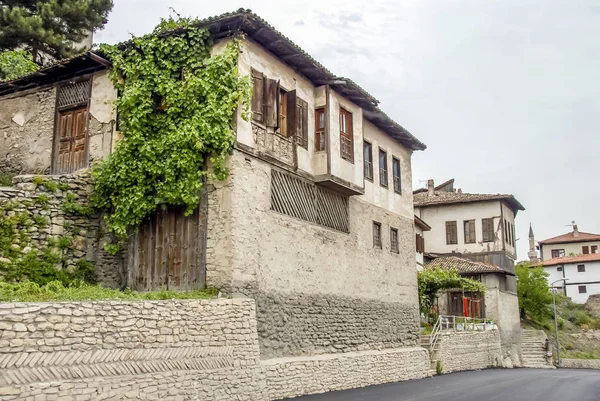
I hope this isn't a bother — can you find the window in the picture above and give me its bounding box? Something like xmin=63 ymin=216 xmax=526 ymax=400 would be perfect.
xmin=340 ymin=108 xmax=353 ymax=162
xmin=446 ymin=221 xmax=458 ymax=245
xmin=251 ymin=68 xmax=307 ymax=145
xmin=363 ymin=141 xmax=373 ymax=181
xmin=504 ymin=220 xmax=509 ymax=244
xmin=579 ymin=285 xmax=587 ymax=294
xmin=392 ymin=157 xmax=401 ymax=194
xmin=373 ymin=222 xmax=382 ymax=249
xmin=482 ymin=218 xmax=494 ymax=242
xmin=511 ymin=223 xmax=516 ymax=247
xmin=416 ymin=233 xmax=425 ymax=253
xmin=390 ymin=228 xmax=399 ymax=253
xmin=379 ymin=148 xmax=388 ymax=187
xmin=315 ymin=108 xmax=326 ymax=151
xmin=464 ymin=220 xmax=476 ymax=244
xmin=583 ymin=246 xmax=590 ymax=254
xmin=592 ymin=245 xmax=598 ymax=254
xmin=557 ymin=266 xmax=563 ymax=272
xmin=551 ymin=249 xmax=565 ymax=258
xmin=578 ymin=264 xmax=586 ymax=272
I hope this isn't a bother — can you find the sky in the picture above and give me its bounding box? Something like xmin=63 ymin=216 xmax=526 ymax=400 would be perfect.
xmin=95 ymin=0 xmax=600 ymax=260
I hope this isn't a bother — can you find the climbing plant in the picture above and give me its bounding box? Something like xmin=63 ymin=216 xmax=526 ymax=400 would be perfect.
xmin=92 ymin=17 xmax=251 ymax=251
xmin=418 ymin=267 xmax=486 ymax=319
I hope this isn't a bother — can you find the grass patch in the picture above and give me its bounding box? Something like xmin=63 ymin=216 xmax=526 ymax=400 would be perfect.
xmin=0 ymin=174 xmax=14 ymax=187
xmin=0 ymin=281 xmax=219 ymax=302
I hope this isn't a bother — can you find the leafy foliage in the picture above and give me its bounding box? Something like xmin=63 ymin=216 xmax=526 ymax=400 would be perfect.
xmin=92 ymin=17 xmax=251 ymax=251
xmin=0 ymin=0 xmax=113 ymax=60
xmin=0 ymin=280 xmax=218 ymax=302
xmin=418 ymin=267 xmax=486 ymax=318
xmin=516 ymin=262 xmax=554 ymax=322
xmin=0 ymin=49 xmax=37 ymax=80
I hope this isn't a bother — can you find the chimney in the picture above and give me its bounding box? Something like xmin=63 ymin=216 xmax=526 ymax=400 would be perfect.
xmin=427 ymin=179 xmax=434 ymax=196
xmin=573 ymin=224 xmax=579 ymax=237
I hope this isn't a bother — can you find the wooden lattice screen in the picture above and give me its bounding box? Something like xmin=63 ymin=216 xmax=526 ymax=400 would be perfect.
xmin=58 ymin=80 xmax=91 ymax=109
xmin=271 ymin=170 xmax=349 ymax=233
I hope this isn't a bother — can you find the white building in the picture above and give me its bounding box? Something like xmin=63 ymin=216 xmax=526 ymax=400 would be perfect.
xmin=534 ymin=225 xmax=600 ymax=303
xmin=415 ymin=215 xmax=430 ymax=270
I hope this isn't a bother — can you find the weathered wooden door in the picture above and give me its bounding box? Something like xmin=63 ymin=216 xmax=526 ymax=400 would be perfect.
xmin=127 ymin=202 xmax=207 ymax=291
xmin=54 ymin=107 xmax=88 ymax=174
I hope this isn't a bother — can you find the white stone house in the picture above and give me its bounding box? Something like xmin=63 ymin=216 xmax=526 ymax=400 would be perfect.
xmin=534 ymin=225 xmax=600 ymax=303
xmin=0 ymin=9 xmax=432 ymax=385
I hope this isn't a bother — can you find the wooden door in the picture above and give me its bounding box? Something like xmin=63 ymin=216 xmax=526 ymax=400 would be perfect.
xmin=127 ymin=202 xmax=207 ymax=291
xmin=55 ymin=107 xmax=88 ymax=174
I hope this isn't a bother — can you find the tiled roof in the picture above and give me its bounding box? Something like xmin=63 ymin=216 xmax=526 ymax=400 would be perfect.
xmin=0 ymin=9 xmax=426 ymax=151
xmin=414 ymin=215 xmax=431 ymax=231
xmin=534 ymin=253 xmax=600 ymax=267
xmin=538 ymin=231 xmax=600 ymax=245
xmin=413 ymin=178 xmax=455 ymax=194
xmin=425 ymin=256 xmax=503 ymax=274
xmin=414 ymin=191 xmax=525 ymax=212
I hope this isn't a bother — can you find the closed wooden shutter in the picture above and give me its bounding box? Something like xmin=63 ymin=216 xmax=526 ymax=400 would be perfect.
xmin=296 ymin=97 xmax=308 ymax=148
xmin=251 ymin=68 xmax=264 ymax=123
xmin=446 ymin=221 xmax=457 ymax=245
xmin=482 ymin=218 xmax=494 ymax=242
xmin=285 ymin=90 xmax=297 ymax=139
xmin=264 ymin=78 xmax=280 ymax=128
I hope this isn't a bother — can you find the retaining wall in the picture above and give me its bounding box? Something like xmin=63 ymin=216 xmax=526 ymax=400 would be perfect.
xmin=437 ymin=330 xmax=502 ymax=374
xmin=561 ymin=359 xmax=600 ymax=369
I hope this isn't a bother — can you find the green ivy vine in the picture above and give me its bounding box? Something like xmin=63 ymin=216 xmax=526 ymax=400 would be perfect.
xmin=92 ymin=17 xmax=251 ymax=251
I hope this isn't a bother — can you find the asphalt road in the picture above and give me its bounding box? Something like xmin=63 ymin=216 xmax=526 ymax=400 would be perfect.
xmin=281 ymin=369 xmax=600 ymax=401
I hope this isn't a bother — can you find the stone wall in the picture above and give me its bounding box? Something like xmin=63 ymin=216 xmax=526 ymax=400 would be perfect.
xmin=206 ymin=150 xmax=421 ymax=358
xmin=0 ymin=298 xmax=430 ymax=401
xmin=561 ymin=359 xmax=600 ymax=369
xmin=584 ymin=294 xmax=600 ymax=318
xmin=0 ymin=171 xmax=121 ymax=288
xmin=437 ymin=330 xmax=502 ymax=374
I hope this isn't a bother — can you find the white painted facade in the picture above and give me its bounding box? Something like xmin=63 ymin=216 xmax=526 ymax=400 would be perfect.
xmin=415 ymin=200 xmax=515 ymax=259
xmin=545 ymin=260 xmax=600 ymax=304
xmin=540 ymin=241 xmax=600 ymax=261
xmin=416 ymin=223 xmax=424 ymax=270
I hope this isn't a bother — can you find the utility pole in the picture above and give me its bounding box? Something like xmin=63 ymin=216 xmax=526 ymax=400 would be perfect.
xmin=550 ymin=278 xmax=569 ymax=367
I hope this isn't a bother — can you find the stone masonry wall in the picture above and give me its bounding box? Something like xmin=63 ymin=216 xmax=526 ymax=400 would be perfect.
xmin=0 ymin=171 xmax=121 ymax=288
xmin=561 ymin=359 xmax=600 ymax=369
xmin=0 ymin=88 xmax=56 ymax=175
xmin=0 ymin=298 xmax=430 ymax=401
xmin=206 ymin=150 xmax=421 ymax=359
xmin=437 ymin=330 xmax=502 ymax=374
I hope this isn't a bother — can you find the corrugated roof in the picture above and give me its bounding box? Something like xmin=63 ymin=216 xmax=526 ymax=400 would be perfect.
xmin=534 ymin=253 xmax=600 ymax=267
xmin=414 ymin=191 xmax=525 ymax=212
xmin=538 ymin=230 xmax=600 ymax=245
xmin=0 ymin=9 xmax=426 ymax=151
xmin=425 ymin=256 xmax=503 ymax=274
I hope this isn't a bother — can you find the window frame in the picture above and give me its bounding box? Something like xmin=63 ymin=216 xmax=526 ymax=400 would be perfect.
xmin=577 ymin=264 xmax=586 ymax=273
xmin=392 ymin=156 xmax=401 ymax=194
xmin=592 ymin=245 xmax=598 ymax=254
xmin=315 ymin=107 xmax=326 ymax=152
xmin=579 ymin=285 xmax=587 ymax=294
xmin=373 ymin=221 xmax=382 ymax=249
xmin=390 ymin=227 xmax=399 ymax=253
xmin=363 ymin=140 xmax=373 ymax=181
xmin=551 ymin=249 xmax=565 ymax=258
xmin=379 ymin=148 xmax=388 ymax=188
xmin=339 ymin=107 xmax=354 ymax=163
xmin=446 ymin=221 xmax=458 ymax=245
xmin=582 ymin=246 xmax=590 ymax=255
xmin=464 ymin=219 xmax=476 ymax=244
xmin=557 ymin=266 xmax=563 ymax=272
xmin=482 ymin=218 xmax=494 ymax=242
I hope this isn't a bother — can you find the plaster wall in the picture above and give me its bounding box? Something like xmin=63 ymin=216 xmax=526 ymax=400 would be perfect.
xmin=501 ymin=202 xmax=517 ymax=259
xmin=544 ymin=260 xmax=600 ymax=303
xmin=541 ymin=241 xmax=600 ymax=261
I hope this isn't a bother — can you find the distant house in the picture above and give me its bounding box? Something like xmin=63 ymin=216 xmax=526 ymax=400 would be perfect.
xmin=535 ymin=225 xmax=600 ymax=303
xmin=415 ymin=214 xmax=430 ymax=270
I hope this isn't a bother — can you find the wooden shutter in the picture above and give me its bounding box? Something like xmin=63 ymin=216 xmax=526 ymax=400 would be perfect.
xmin=286 ymin=89 xmax=297 ymax=139
xmin=251 ymin=68 xmax=264 ymax=123
xmin=264 ymin=78 xmax=280 ymax=128
xmin=446 ymin=221 xmax=457 ymax=245
xmin=296 ymin=97 xmax=308 ymax=148
xmin=583 ymin=246 xmax=590 ymax=254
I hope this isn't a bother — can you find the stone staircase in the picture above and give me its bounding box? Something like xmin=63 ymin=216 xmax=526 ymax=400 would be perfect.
xmin=521 ymin=329 xmax=554 ymax=368
xmin=420 ymin=335 xmax=439 ymax=376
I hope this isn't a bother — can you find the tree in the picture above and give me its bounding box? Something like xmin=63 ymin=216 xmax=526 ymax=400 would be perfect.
xmin=418 ymin=267 xmax=486 ymax=319
xmin=0 ymin=0 xmax=114 ymax=61
xmin=516 ymin=262 xmax=553 ymax=322
xmin=0 ymin=49 xmax=37 ymax=80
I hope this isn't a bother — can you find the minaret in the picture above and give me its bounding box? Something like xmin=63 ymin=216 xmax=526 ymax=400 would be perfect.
xmin=528 ymin=224 xmax=538 ymax=263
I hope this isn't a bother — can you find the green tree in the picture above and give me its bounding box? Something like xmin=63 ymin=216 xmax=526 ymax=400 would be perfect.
xmin=418 ymin=267 xmax=486 ymax=319
xmin=0 ymin=0 xmax=113 ymax=61
xmin=0 ymin=49 xmax=37 ymax=80
xmin=516 ymin=262 xmax=553 ymax=322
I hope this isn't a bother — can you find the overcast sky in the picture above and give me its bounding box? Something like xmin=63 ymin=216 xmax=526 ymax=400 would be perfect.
xmin=96 ymin=0 xmax=600 ymax=260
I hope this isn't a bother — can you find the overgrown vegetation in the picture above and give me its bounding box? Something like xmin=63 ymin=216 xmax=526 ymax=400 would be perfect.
xmin=0 ymin=50 xmax=37 ymax=80
xmin=91 ymin=17 xmax=251 ymax=253
xmin=0 ymin=281 xmax=218 ymax=302
xmin=418 ymin=267 xmax=486 ymax=319
xmin=516 ymin=262 xmax=554 ymax=322
xmin=0 ymin=174 xmax=14 ymax=187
